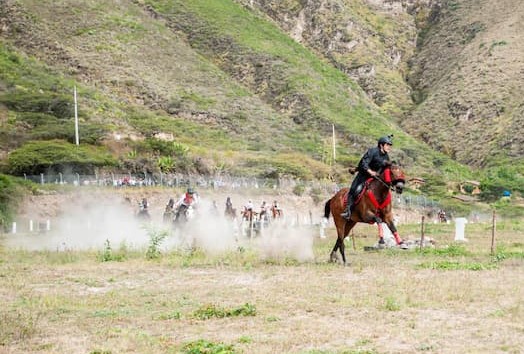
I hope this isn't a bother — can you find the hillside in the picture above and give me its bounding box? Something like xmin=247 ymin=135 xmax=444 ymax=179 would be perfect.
xmin=404 ymin=0 xmax=524 ymax=169
xmin=0 ymin=0 xmax=523 ymax=200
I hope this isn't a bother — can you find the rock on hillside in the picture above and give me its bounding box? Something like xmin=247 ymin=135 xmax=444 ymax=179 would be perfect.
xmin=236 ymin=0 xmax=426 ymax=118
xmin=404 ymin=0 xmax=524 ymax=167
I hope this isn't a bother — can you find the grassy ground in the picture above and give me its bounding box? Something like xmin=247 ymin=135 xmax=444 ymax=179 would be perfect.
xmin=1 ymin=219 xmax=523 ymax=354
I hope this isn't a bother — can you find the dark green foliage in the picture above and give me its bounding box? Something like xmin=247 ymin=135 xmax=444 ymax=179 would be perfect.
xmin=461 ymin=21 xmax=486 ymax=44
xmin=0 ymin=174 xmax=27 ymax=230
xmin=182 ymin=339 xmax=235 ymax=354
xmin=98 ymin=239 xmax=127 ymax=262
xmin=5 ymin=140 xmax=117 ymax=175
xmin=193 ymin=303 xmax=256 ymax=320
xmin=419 ymin=260 xmax=496 ymax=271
xmin=292 ymin=183 xmax=306 ymax=196
xmin=418 ymin=173 xmax=447 ymax=197
xmin=146 ymin=229 xmax=168 ymax=260
xmin=0 ymin=91 xmax=74 ymax=119
xmin=141 ymin=138 xmax=189 ymax=157
xmin=16 ymin=112 xmax=107 ymax=145
xmin=480 ymin=165 xmax=524 ymax=201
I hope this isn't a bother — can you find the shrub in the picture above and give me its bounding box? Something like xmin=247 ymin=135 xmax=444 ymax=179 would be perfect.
xmin=0 ymin=174 xmax=27 ymax=231
xmin=182 ymin=339 xmax=235 ymax=354
xmin=292 ymin=183 xmax=306 ymax=196
xmin=0 ymin=91 xmax=74 ymax=119
xmin=5 ymin=140 xmax=117 ymax=175
xmin=146 ymin=229 xmax=168 ymax=260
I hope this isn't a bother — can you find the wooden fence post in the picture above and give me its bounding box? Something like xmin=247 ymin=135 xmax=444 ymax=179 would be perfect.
xmin=420 ymin=215 xmax=425 ymax=251
xmin=490 ymin=210 xmax=496 ymax=255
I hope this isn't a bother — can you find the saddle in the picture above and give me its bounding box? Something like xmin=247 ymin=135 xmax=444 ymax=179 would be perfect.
xmin=344 ymin=178 xmax=391 ymax=211
xmin=344 ymin=179 xmax=371 ymax=208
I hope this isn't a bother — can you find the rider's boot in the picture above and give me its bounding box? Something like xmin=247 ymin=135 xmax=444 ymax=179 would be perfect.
xmin=340 ymin=195 xmax=354 ymax=220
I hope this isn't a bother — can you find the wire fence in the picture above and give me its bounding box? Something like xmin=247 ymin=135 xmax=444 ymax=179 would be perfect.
xmin=23 ymin=172 xmax=327 ymax=190
xmin=22 ymin=172 xmax=440 ymax=211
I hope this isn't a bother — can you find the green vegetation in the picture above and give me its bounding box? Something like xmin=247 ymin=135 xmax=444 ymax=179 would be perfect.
xmin=0 ymin=174 xmax=31 ymax=230
xmin=418 ymin=260 xmax=497 ymax=271
xmin=480 ymin=165 xmax=524 ymax=201
xmin=182 ymin=339 xmax=235 ymax=354
xmin=145 ymin=229 xmax=168 ymax=260
xmin=6 ymin=140 xmax=117 ymax=175
xmin=193 ymin=303 xmax=256 ymax=320
xmin=97 ymin=239 xmax=127 ymax=262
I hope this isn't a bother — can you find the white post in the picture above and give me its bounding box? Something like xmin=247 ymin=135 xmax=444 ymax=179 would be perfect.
xmin=46 ymin=219 xmax=51 ymax=231
xmin=12 ymin=222 xmax=16 ymax=234
xmin=320 ymin=217 xmax=327 ymax=238
xmin=74 ymin=85 xmax=79 ymax=145
xmin=29 ymin=220 xmax=33 ymax=232
xmin=454 ymin=217 xmax=468 ymax=241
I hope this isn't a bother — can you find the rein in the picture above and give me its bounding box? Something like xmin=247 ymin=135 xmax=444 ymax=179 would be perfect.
xmin=372 ymin=175 xmax=395 ymax=191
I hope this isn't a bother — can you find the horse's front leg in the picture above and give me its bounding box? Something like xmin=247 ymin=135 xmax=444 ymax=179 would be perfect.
xmin=384 ymin=218 xmax=405 ymax=247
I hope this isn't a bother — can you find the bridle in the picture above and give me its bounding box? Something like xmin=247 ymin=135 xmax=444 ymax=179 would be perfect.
xmin=372 ymin=165 xmax=405 ymax=192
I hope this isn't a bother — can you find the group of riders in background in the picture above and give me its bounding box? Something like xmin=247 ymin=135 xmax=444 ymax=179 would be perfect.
xmin=133 ymin=187 xmax=283 ymax=228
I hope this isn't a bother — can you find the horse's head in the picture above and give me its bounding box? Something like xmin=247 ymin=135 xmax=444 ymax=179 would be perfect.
xmin=382 ymin=163 xmax=406 ymax=194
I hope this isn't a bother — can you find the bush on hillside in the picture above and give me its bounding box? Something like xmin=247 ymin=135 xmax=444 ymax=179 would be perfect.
xmin=480 ymin=166 xmax=524 ymax=201
xmin=17 ymin=112 xmax=108 ymax=145
xmin=5 ymin=140 xmax=117 ymax=175
xmin=0 ymin=91 xmax=74 ymax=119
xmin=0 ymin=174 xmax=27 ymax=231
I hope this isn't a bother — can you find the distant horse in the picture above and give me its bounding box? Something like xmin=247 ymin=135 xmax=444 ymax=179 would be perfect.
xmin=163 ymin=207 xmax=175 ymax=224
xmin=173 ymin=204 xmax=195 ymax=227
xmin=324 ymin=164 xmax=406 ymax=264
xmin=240 ymin=208 xmax=259 ymax=237
xmin=136 ymin=198 xmax=151 ymax=221
xmin=224 ymin=205 xmax=237 ymax=220
xmin=163 ymin=198 xmax=176 ymax=224
xmin=241 ymin=208 xmax=258 ymax=223
xmin=137 ymin=208 xmax=150 ymax=221
xmin=270 ymin=203 xmax=283 ymax=220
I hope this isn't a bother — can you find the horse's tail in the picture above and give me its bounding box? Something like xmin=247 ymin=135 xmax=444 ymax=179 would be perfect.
xmin=324 ymin=198 xmax=332 ymax=219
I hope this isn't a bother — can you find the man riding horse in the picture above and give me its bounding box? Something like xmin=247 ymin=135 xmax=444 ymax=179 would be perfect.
xmin=174 ymin=187 xmax=199 ymax=222
xmin=341 ymin=135 xmax=394 ymax=220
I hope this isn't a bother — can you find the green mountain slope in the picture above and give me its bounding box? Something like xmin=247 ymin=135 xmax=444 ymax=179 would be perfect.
xmin=2 ymin=0 xmax=521 ymax=200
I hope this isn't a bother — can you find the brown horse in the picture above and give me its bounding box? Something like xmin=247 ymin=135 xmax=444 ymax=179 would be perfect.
xmin=224 ymin=206 xmax=237 ymax=220
xmin=324 ymin=164 xmax=406 ymax=264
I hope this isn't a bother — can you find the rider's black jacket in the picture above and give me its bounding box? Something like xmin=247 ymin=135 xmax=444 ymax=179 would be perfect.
xmin=350 ymin=146 xmax=391 ymax=192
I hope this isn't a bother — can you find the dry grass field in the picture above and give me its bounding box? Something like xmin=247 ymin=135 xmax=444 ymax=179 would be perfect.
xmin=1 ymin=190 xmax=523 ymax=354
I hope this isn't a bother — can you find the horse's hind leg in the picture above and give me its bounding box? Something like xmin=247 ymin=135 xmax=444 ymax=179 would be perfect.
xmin=330 ymin=238 xmax=341 ymax=263
xmin=339 ymin=220 xmax=356 ymax=264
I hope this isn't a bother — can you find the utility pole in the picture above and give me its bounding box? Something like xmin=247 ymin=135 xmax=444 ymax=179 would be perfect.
xmin=332 ymin=123 xmax=336 ymax=163
xmin=74 ymin=85 xmax=79 ymax=145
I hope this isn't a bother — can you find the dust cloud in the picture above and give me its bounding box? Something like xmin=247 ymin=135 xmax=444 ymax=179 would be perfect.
xmin=4 ymin=194 xmax=319 ymax=262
